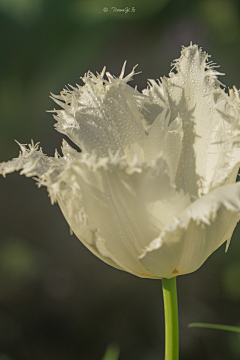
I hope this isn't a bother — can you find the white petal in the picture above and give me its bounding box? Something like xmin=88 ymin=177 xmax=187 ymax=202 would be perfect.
xmin=0 ymin=141 xmax=61 ymax=180
xmin=48 ymin=141 xmax=190 ymax=278
xmin=142 ymin=44 xmax=236 ymax=197
xmin=0 ymin=141 xmax=127 ymax=272
xmin=51 ymin=66 xmax=146 ymax=162
xmin=144 ymin=111 xmax=183 ymax=180
xmin=139 ymin=182 xmax=240 ymax=278
xmin=210 ymin=87 xmax=240 ymax=189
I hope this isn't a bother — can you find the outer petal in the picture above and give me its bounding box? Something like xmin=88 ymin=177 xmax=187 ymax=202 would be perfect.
xmin=1 ymin=140 xmax=188 ymax=278
xmin=139 ymin=182 xmax=240 ymax=278
xmin=0 ymin=141 xmax=128 ymax=274
xmin=142 ymin=44 xmax=238 ymax=197
xmin=0 ymin=141 xmax=61 ymax=179
xmin=210 ymin=87 xmax=240 ymax=189
xmin=168 ymin=44 xmax=231 ymax=197
xmin=49 ymin=141 xmax=190 ymax=279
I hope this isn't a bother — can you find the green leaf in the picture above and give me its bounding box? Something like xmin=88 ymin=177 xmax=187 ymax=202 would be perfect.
xmin=188 ymin=323 xmax=240 ymax=333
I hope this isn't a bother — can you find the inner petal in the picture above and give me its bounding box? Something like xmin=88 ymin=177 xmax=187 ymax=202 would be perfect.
xmin=51 ymin=66 xmax=146 ymax=163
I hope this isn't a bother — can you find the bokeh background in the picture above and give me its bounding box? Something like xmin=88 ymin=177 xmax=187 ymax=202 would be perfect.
xmin=0 ymin=0 xmax=240 ymax=359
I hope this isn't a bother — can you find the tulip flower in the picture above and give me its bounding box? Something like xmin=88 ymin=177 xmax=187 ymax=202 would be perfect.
xmin=1 ymin=43 xmax=239 ymax=278
xmin=1 ymin=44 xmax=240 ymax=360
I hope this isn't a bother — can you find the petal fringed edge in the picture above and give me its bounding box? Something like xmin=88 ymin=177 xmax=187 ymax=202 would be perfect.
xmin=50 ymin=64 xmax=146 ymax=162
xmin=142 ymin=44 xmax=235 ymax=198
xmin=0 ymin=141 xmax=62 ymax=179
xmin=139 ymin=182 xmax=240 ymax=278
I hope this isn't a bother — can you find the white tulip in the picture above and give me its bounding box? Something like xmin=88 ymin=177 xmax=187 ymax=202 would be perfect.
xmin=1 ymin=44 xmax=240 ymax=279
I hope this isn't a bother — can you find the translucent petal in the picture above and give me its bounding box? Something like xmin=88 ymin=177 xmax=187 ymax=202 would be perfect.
xmin=210 ymin=87 xmax=240 ymax=189
xmin=144 ymin=111 xmax=183 ymax=180
xmin=49 ymin=141 xmax=190 ymax=278
xmin=51 ymin=65 xmax=146 ymax=162
xmin=0 ymin=141 xmax=61 ymax=179
xmin=0 ymin=141 xmax=127 ymax=273
xmin=142 ymin=44 xmax=237 ymax=197
xmin=139 ymin=182 xmax=240 ymax=278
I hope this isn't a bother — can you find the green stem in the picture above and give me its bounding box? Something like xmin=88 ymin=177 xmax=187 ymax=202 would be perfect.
xmin=162 ymin=277 xmax=179 ymax=360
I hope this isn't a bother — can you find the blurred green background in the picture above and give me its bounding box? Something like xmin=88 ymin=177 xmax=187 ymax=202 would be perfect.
xmin=0 ymin=0 xmax=240 ymax=359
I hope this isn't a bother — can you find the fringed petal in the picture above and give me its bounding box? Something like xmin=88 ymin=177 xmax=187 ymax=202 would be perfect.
xmin=210 ymin=87 xmax=240 ymax=189
xmin=51 ymin=64 xmax=146 ymax=163
xmin=0 ymin=141 xmax=62 ymax=179
xmin=142 ymin=44 xmax=237 ymax=198
xmin=44 ymin=141 xmax=190 ymax=278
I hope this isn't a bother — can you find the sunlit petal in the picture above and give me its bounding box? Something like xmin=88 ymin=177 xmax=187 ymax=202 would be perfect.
xmin=51 ymin=64 xmax=146 ymax=162
xmin=140 ymin=182 xmax=240 ymax=278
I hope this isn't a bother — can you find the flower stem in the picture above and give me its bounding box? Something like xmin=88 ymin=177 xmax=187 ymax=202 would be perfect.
xmin=162 ymin=277 xmax=179 ymax=360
